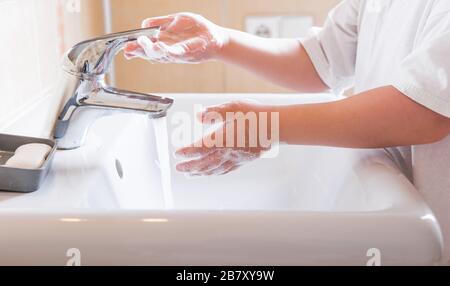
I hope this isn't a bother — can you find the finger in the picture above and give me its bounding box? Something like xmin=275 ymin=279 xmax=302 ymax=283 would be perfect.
xmin=206 ymin=160 xmax=237 ymax=176
xmin=137 ymin=36 xmax=169 ymax=61
xmin=137 ymin=36 xmax=205 ymax=63
xmin=163 ymin=14 xmax=198 ymax=33
xmin=151 ymin=38 xmax=211 ymax=64
xmin=200 ymin=102 xmax=240 ymax=123
xmin=169 ymin=37 xmax=208 ymax=61
xmin=124 ymin=46 xmax=146 ymax=60
xmin=218 ymin=163 xmax=241 ymax=175
xmin=195 ymin=109 xmax=225 ymax=126
xmin=156 ymin=41 xmax=186 ymax=58
xmin=137 ymin=37 xmax=187 ymax=63
xmin=176 ymin=150 xmax=225 ymax=173
xmin=176 ymin=153 xmax=222 ymax=173
xmin=142 ymin=15 xmax=174 ymax=29
xmin=175 ymin=144 xmax=215 ymax=159
xmin=220 ymin=165 xmax=240 ymax=175
xmin=228 ymin=150 xmax=261 ymax=161
xmin=197 ymin=161 xmax=240 ymax=176
xmin=124 ymin=41 xmax=140 ymax=53
xmin=181 ymin=37 xmax=208 ymax=52
xmin=197 ymin=152 xmax=232 ymax=173
xmin=152 ymin=31 xmax=180 ymax=45
xmin=124 ymin=52 xmax=137 ymax=60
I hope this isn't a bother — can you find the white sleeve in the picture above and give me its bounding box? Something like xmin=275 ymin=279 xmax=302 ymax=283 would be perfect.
xmin=300 ymin=0 xmax=360 ymax=95
xmin=392 ymin=15 xmax=450 ymax=118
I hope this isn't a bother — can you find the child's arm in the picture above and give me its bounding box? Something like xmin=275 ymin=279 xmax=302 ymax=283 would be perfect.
xmin=217 ymin=29 xmax=328 ymax=93
xmin=176 ymin=87 xmax=450 ymax=176
xmin=124 ymin=13 xmax=328 ymax=92
xmin=276 ymin=86 xmax=450 ymax=148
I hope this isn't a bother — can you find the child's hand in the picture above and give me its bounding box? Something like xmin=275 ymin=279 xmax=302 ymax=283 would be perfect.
xmin=175 ymin=102 xmax=275 ymax=176
xmin=124 ymin=12 xmax=229 ymax=64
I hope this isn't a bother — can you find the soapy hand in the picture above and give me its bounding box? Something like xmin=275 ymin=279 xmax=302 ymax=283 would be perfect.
xmin=124 ymin=12 xmax=228 ymax=64
xmin=175 ymin=102 xmax=276 ymax=177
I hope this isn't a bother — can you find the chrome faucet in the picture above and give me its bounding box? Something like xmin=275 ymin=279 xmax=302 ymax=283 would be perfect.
xmin=54 ymin=27 xmax=174 ymax=150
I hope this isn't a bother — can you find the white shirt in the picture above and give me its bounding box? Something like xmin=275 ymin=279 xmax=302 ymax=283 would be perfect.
xmin=301 ymin=0 xmax=450 ymax=264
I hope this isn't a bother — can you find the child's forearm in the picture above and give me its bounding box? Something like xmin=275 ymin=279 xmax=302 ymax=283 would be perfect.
xmin=216 ymin=28 xmax=328 ymax=92
xmin=276 ymin=86 xmax=450 ymax=148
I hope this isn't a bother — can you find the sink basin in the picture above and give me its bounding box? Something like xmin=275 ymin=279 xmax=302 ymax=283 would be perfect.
xmin=0 ymin=94 xmax=443 ymax=266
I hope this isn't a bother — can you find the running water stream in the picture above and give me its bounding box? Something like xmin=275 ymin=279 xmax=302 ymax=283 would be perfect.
xmin=152 ymin=117 xmax=174 ymax=209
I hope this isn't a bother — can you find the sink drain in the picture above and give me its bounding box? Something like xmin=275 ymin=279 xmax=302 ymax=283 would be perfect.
xmin=115 ymin=159 xmax=124 ymax=179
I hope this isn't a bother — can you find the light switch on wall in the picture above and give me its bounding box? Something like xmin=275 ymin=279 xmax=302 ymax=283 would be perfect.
xmin=245 ymin=15 xmax=314 ymax=39
xmin=245 ymin=16 xmax=281 ymax=38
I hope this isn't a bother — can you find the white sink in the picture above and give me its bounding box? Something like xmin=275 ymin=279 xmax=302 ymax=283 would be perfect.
xmin=0 ymin=94 xmax=443 ymax=266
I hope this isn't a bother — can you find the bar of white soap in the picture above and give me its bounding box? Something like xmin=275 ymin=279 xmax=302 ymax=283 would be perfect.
xmin=5 ymin=143 xmax=52 ymax=170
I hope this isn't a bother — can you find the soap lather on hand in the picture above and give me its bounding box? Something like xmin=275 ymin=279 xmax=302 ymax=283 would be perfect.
xmin=4 ymin=143 xmax=52 ymax=170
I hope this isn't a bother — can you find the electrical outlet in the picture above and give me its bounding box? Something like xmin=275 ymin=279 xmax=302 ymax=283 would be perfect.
xmin=245 ymin=15 xmax=314 ymax=39
xmin=245 ymin=16 xmax=281 ymax=38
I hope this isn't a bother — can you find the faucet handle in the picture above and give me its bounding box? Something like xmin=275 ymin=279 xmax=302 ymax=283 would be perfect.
xmin=62 ymin=27 xmax=160 ymax=78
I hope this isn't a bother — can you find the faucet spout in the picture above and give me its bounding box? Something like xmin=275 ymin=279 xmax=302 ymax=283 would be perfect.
xmin=62 ymin=27 xmax=160 ymax=78
xmin=54 ymin=28 xmax=174 ymax=150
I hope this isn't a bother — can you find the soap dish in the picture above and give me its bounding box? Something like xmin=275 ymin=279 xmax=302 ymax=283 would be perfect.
xmin=0 ymin=133 xmax=57 ymax=193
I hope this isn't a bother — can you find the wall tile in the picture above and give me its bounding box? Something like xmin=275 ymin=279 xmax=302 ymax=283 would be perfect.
xmin=0 ymin=0 xmax=103 ymax=137
xmin=35 ymin=0 xmax=60 ymax=91
xmin=0 ymin=0 xmax=41 ymax=125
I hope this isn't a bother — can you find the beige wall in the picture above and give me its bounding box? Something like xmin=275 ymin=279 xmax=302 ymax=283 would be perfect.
xmin=0 ymin=0 xmax=103 ymax=138
xmin=110 ymin=0 xmax=340 ymax=94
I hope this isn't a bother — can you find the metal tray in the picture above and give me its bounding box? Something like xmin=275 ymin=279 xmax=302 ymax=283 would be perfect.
xmin=0 ymin=133 xmax=56 ymax=193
